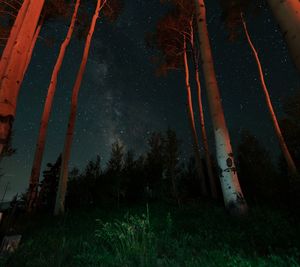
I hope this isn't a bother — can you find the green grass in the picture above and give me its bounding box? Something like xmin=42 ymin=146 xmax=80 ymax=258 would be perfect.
xmin=1 ymin=202 xmax=300 ymax=267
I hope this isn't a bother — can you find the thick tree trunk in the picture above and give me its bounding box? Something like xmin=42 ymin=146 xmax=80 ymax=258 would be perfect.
xmin=0 ymin=0 xmax=30 ymax=78
xmin=27 ymin=0 xmax=81 ymax=212
xmin=54 ymin=0 xmax=103 ymax=216
xmin=0 ymin=0 xmax=44 ymax=155
xmin=241 ymin=13 xmax=298 ymax=176
xmin=194 ymin=0 xmax=247 ymax=215
xmin=183 ymin=36 xmax=207 ymax=196
xmin=266 ymin=0 xmax=300 ymax=73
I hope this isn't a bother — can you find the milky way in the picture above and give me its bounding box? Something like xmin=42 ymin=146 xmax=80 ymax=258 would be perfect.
xmin=1 ymin=0 xmax=299 ymax=200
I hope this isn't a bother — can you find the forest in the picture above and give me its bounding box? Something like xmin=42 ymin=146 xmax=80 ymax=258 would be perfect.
xmin=0 ymin=0 xmax=299 ymax=266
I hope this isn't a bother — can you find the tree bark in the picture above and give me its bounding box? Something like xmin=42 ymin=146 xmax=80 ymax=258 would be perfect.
xmin=54 ymin=0 xmax=103 ymax=216
xmin=0 ymin=0 xmax=30 ymax=79
xmin=27 ymin=0 xmax=81 ymax=212
xmin=23 ymin=19 xmax=43 ymax=78
xmin=190 ymin=23 xmax=218 ymax=199
xmin=194 ymin=0 xmax=247 ymax=215
xmin=0 ymin=0 xmax=45 ymax=155
xmin=266 ymin=0 xmax=300 ymax=73
xmin=241 ymin=13 xmax=298 ymax=176
xmin=183 ymin=36 xmax=207 ymax=197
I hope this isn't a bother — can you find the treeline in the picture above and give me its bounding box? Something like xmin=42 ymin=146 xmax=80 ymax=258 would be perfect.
xmin=0 ymin=0 xmax=299 ymax=217
xmin=35 ymin=93 xmax=300 ymax=213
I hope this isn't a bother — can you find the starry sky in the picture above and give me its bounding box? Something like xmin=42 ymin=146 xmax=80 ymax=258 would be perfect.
xmin=0 ymin=0 xmax=299 ymax=200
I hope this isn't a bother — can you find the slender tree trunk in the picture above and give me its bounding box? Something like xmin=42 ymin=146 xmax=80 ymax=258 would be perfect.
xmin=266 ymin=0 xmax=300 ymax=73
xmin=194 ymin=66 xmax=218 ymax=199
xmin=27 ymin=0 xmax=81 ymax=212
xmin=24 ymin=19 xmax=43 ymax=77
xmin=183 ymin=36 xmax=207 ymax=196
xmin=54 ymin=0 xmax=103 ymax=216
xmin=190 ymin=23 xmax=218 ymax=199
xmin=0 ymin=0 xmax=45 ymax=155
xmin=194 ymin=0 xmax=247 ymax=215
xmin=241 ymin=13 xmax=298 ymax=176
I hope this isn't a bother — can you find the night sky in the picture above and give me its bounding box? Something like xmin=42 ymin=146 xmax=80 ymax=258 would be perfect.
xmin=1 ymin=0 xmax=299 ymax=200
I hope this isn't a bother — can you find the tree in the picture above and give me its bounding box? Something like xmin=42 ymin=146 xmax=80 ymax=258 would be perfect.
xmin=122 ymin=152 xmax=146 ymax=202
xmin=27 ymin=0 xmax=81 ymax=212
xmin=54 ymin=0 xmax=123 ymax=215
xmin=149 ymin=3 xmax=207 ymax=196
xmin=106 ymin=140 xmax=124 ymax=206
xmin=68 ymin=156 xmax=101 ymax=208
xmin=266 ymin=0 xmax=300 ymax=73
xmin=0 ymin=0 xmax=45 ymax=155
xmin=219 ymin=0 xmax=298 ymax=176
xmin=280 ymin=90 xmax=300 ymax=172
xmin=280 ymin=90 xmax=300 ymax=212
xmin=36 ymin=155 xmax=62 ymax=212
xmin=144 ymin=132 xmax=165 ymax=199
xmin=0 ymin=0 xmax=23 ymax=55
xmin=237 ymin=131 xmax=284 ymax=204
xmin=190 ymin=23 xmax=218 ymax=199
xmin=194 ymin=0 xmax=247 ymax=215
xmin=164 ymin=128 xmax=182 ymax=205
xmin=0 ymin=0 xmax=74 ymax=156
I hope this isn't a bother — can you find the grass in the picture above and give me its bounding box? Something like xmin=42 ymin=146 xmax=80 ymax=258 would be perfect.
xmin=1 ymin=202 xmax=300 ymax=266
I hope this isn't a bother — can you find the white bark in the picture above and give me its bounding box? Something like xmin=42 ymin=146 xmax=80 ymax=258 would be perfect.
xmin=215 ymin=128 xmax=244 ymax=208
xmin=194 ymin=0 xmax=247 ymax=214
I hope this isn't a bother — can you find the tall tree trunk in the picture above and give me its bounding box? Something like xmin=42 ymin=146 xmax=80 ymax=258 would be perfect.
xmin=0 ymin=0 xmax=30 ymax=78
xmin=54 ymin=0 xmax=103 ymax=216
xmin=190 ymin=23 xmax=218 ymax=199
xmin=27 ymin=0 xmax=81 ymax=212
xmin=241 ymin=13 xmax=298 ymax=176
xmin=194 ymin=0 xmax=247 ymax=215
xmin=183 ymin=36 xmax=207 ymax=196
xmin=0 ymin=0 xmax=45 ymax=155
xmin=194 ymin=66 xmax=218 ymax=199
xmin=24 ymin=19 xmax=43 ymax=77
xmin=266 ymin=0 xmax=300 ymax=73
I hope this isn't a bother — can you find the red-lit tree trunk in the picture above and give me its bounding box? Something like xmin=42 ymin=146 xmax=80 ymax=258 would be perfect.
xmin=266 ymin=0 xmax=300 ymax=73
xmin=0 ymin=0 xmax=44 ymax=155
xmin=194 ymin=0 xmax=247 ymax=215
xmin=241 ymin=13 xmax=298 ymax=176
xmin=27 ymin=0 xmax=81 ymax=212
xmin=54 ymin=0 xmax=104 ymax=216
xmin=183 ymin=36 xmax=207 ymax=196
xmin=24 ymin=19 xmax=43 ymax=77
xmin=0 ymin=0 xmax=30 ymax=78
xmin=190 ymin=23 xmax=218 ymax=199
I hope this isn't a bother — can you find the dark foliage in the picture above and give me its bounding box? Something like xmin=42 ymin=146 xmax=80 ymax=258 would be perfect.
xmin=146 ymin=0 xmax=195 ymax=76
xmin=219 ymin=0 xmax=266 ymax=41
xmin=36 ymin=125 xmax=299 ymax=214
xmin=63 ymin=129 xmax=209 ymax=210
xmin=36 ymin=155 xmax=62 ymax=212
xmin=236 ymin=131 xmax=287 ymax=206
xmin=279 ymin=90 xmax=300 ymax=214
